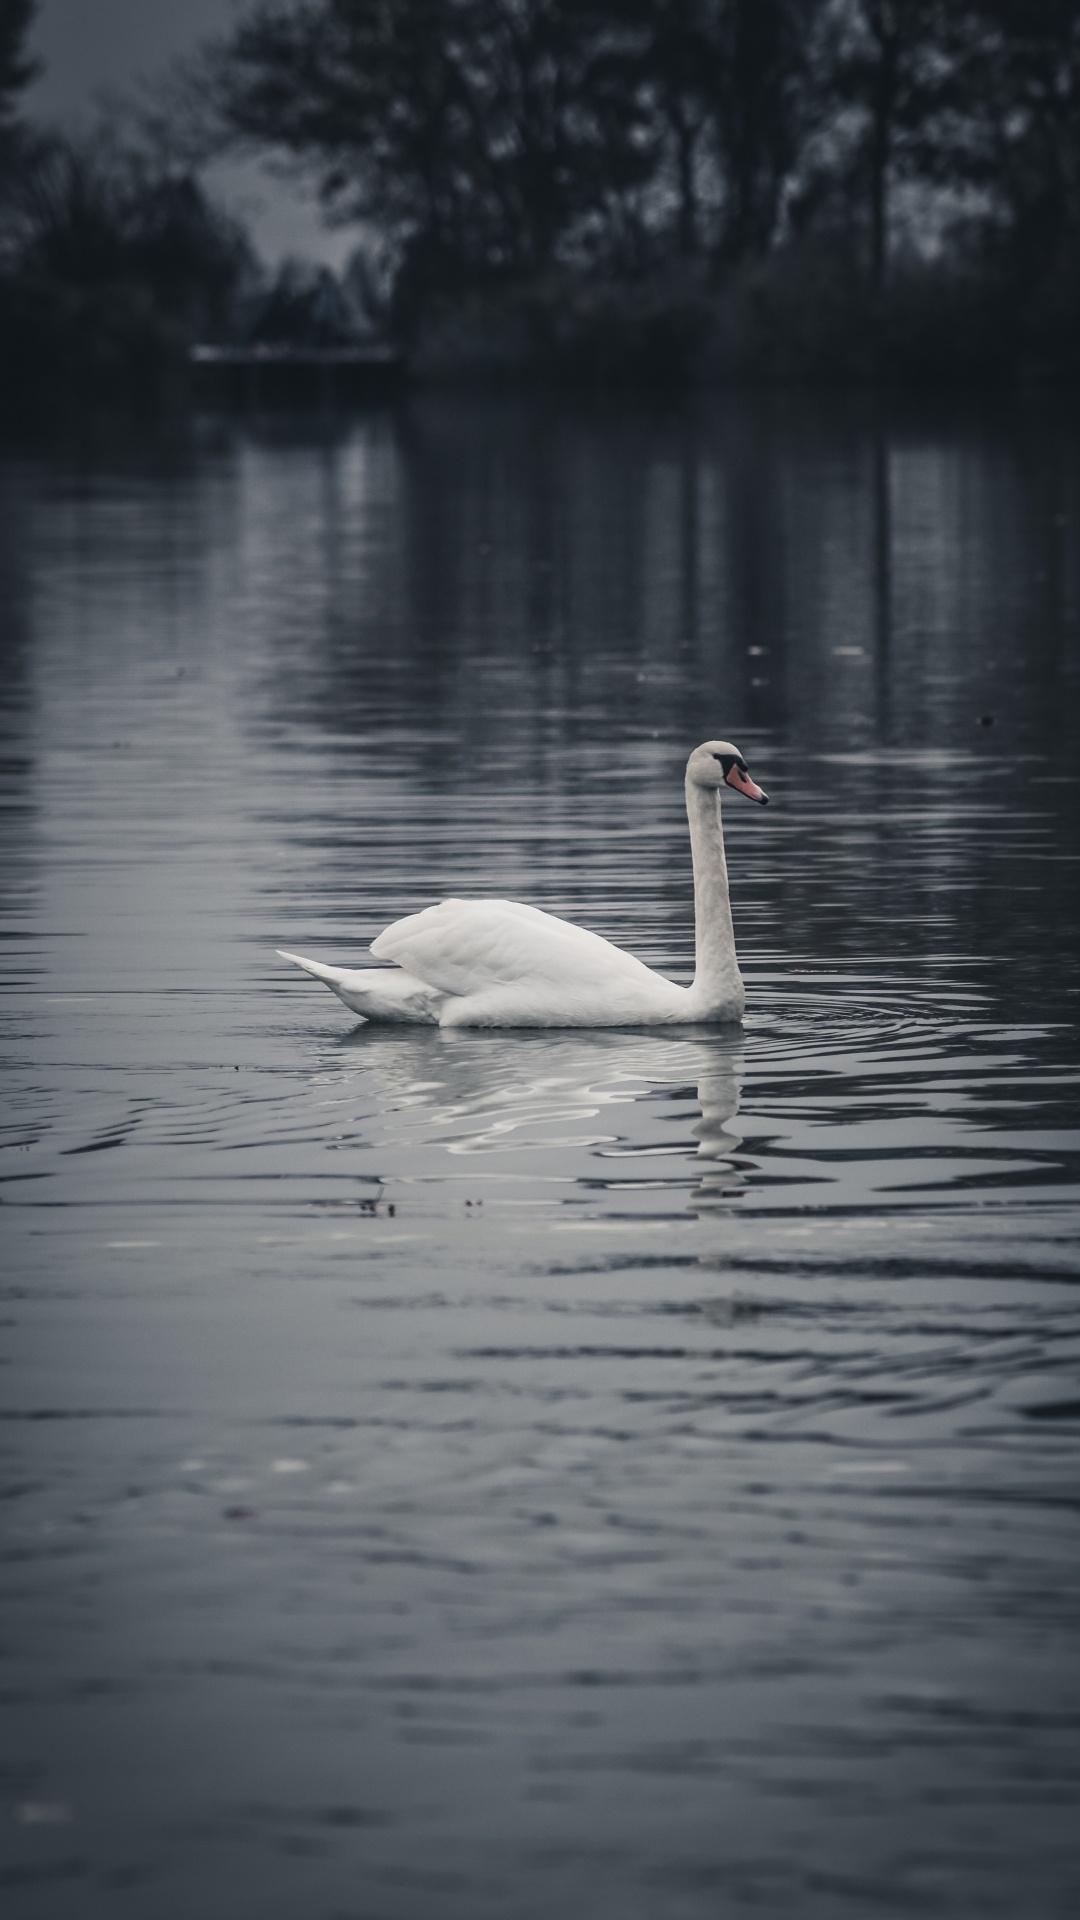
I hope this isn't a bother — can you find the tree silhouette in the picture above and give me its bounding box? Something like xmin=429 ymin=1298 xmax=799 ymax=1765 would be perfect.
xmin=1 ymin=0 xmax=1075 ymax=387
xmin=209 ymin=0 xmax=652 ymax=316
xmin=0 ymin=0 xmax=37 ymax=123
xmin=709 ymin=0 xmax=807 ymax=265
xmin=620 ymin=0 xmax=806 ymax=266
xmin=820 ymin=0 xmax=966 ymax=295
xmin=966 ymin=0 xmax=1080 ymax=293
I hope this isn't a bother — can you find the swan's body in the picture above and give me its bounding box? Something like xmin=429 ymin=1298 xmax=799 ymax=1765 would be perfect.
xmin=279 ymin=740 xmax=767 ymax=1029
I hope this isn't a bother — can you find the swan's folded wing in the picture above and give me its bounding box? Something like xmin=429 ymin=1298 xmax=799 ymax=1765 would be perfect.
xmin=370 ymin=898 xmax=660 ymax=998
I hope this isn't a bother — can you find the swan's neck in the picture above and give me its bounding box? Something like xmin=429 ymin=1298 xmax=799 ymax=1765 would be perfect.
xmin=685 ymin=778 xmax=743 ymax=1014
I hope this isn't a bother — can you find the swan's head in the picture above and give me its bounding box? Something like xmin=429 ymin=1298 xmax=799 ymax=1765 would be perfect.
xmin=687 ymin=740 xmax=769 ymax=805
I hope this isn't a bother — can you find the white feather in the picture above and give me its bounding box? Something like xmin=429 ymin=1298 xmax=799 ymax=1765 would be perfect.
xmin=276 ymin=952 xmax=442 ymax=1023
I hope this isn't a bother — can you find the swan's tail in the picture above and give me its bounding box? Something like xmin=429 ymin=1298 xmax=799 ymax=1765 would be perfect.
xmin=276 ymin=950 xmax=442 ymax=1024
xmin=277 ymin=949 xmax=351 ymax=989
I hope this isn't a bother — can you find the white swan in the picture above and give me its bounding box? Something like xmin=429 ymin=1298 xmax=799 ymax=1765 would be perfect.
xmin=279 ymin=740 xmax=768 ymax=1028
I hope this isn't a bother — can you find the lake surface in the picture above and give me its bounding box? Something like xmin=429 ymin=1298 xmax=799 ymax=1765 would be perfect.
xmin=2 ymin=390 xmax=1079 ymax=1918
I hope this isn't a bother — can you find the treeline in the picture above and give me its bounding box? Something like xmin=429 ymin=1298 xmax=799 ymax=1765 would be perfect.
xmin=0 ymin=0 xmax=258 ymax=404
xmin=201 ymin=0 xmax=1080 ymax=380
xmin=0 ymin=0 xmax=1078 ymax=398
xmin=0 ymin=132 xmax=255 ymax=400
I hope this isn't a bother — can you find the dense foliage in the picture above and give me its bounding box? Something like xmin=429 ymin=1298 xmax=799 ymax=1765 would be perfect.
xmin=0 ymin=0 xmax=1077 ymax=392
xmin=0 ymin=1 xmax=252 ymax=404
xmin=201 ymin=0 xmax=1080 ymax=378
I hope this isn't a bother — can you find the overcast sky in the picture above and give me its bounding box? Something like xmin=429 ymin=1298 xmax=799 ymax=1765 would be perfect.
xmin=26 ymin=0 xmax=348 ymax=265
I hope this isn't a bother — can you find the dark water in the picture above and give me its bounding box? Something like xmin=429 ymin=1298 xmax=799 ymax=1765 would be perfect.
xmin=2 ymin=392 xmax=1079 ymax=1918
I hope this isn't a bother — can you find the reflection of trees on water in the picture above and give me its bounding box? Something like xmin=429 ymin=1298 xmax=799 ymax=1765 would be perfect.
xmin=0 ymin=466 xmax=35 ymax=926
xmin=253 ymin=392 xmax=1080 ymax=760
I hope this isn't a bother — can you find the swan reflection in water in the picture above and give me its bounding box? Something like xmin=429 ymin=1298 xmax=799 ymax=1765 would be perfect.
xmin=691 ymin=1044 xmax=752 ymax=1204
xmin=332 ymin=1025 xmax=751 ymax=1207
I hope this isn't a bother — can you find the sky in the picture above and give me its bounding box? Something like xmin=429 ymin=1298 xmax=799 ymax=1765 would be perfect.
xmin=26 ymin=0 xmax=350 ymax=265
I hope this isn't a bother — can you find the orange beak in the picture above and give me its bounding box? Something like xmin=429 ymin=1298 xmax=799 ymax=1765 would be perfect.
xmin=724 ymin=763 xmax=769 ymax=805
